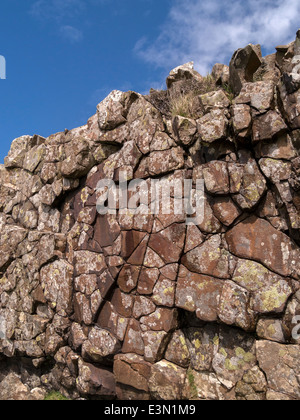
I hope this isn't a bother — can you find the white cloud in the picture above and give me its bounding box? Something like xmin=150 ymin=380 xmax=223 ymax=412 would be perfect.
xmin=30 ymin=0 xmax=86 ymax=43
xmin=30 ymin=0 xmax=85 ymax=21
xmin=135 ymin=0 xmax=300 ymax=75
xmin=59 ymin=25 xmax=83 ymax=43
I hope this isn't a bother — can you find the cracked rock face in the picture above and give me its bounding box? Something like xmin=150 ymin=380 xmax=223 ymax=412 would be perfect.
xmin=0 ymin=32 xmax=300 ymax=401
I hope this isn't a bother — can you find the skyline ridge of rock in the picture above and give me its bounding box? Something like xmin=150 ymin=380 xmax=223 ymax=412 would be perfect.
xmin=0 ymin=31 xmax=299 ymax=400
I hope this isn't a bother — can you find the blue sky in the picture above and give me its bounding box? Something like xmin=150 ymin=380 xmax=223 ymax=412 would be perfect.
xmin=1 ymin=0 xmax=300 ymax=163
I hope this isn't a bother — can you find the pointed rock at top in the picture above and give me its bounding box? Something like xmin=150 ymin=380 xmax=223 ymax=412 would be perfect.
xmin=166 ymin=62 xmax=203 ymax=99
xmin=229 ymin=44 xmax=262 ymax=95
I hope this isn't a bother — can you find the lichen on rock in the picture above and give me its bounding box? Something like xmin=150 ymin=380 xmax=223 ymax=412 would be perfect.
xmin=0 ymin=31 xmax=299 ymax=401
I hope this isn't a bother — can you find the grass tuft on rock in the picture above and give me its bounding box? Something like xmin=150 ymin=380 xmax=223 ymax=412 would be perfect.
xmin=44 ymin=391 xmax=69 ymax=401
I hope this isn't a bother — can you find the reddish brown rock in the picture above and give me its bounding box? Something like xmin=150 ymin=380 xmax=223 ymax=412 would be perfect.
xmin=127 ymin=96 xmax=164 ymax=154
xmin=165 ymin=330 xmax=190 ymax=368
xmin=77 ymin=359 xmax=116 ymax=398
xmin=111 ymin=288 xmax=134 ymax=318
xmin=172 ymin=116 xmax=197 ymax=146
xmin=232 ymin=104 xmax=252 ymax=137
xmin=142 ymin=330 xmax=170 ymax=363
xmin=211 ymin=197 xmax=242 ymax=226
xmin=229 ymin=44 xmax=262 ymax=95
xmin=232 ymin=158 xmax=267 ymax=210
xmin=94 ymin=215 xmax=120 ymax=248
xmin=138 ymin=267 xmax=160 ymax=295
xmin=197 ymin=109 xmax=228 ymax=143
xmin=122 ymin=319 xmax=144 ymax=356
xmin=140 ymin=308 xmax=178 ymax=333
xmin=235 ymin=81 xmax=275 ymax=112
xmin=218 ymin=281 xmax=255 ymax=331
xmin=182 ymin=235 xmax=231 ymax=279
xmin=40 ymin=260 xmax=73 ymax=316
xmin=120 ymin=230 xmax=147 ymax=259
xmin=256 ymin=341 xmax=300 ymax=399
xmin=127 ymin=236 xmax=149 ymax=266
xmin=82 ymin=327 xmax=121 ymax=364
xmin=149 ymin=360 xmax=187 ymax=400
xmin=148 ymin=223 xmax=186 ymax=264
xmin=114 ymin=353 xmax=152 ymax=399
xmin=1 ymin=33 xmax=300 ymax=402
xmin=152 ymin=276 xmax=176 ymax=307
xmin=200 ymin=90 xmax=230 ymax=112
xmin=74 ymin=251 xmax=107 ymax=276
xmin=252 ymin=111 xmax=287 ymax=142
xmin=148 ymin=147 xmax=185 ymax=177
xmin=203 ymin=161 xmax=230 ymax=195
xmin=133 ymin=296 xmax=156 ymax=319
xmin=118 ymin=265 xmax=140 ymax=293
xmin=184 ymin=225 xmax=205 ymax=253
xmin=97 ymin=302 xmax=129 ymax=342
xmin=176 ymin=265 xmax=223 ymax=322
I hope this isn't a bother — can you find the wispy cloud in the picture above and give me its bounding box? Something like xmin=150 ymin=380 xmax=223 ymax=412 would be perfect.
xmin=30 ymin=0 xmax=85 ymax=21
xmin=30 ymin=0 xmax=86 ymax=43
xmin=59 ymin=25 xmax=83 ymax=43
xmin=135 ymin=0 xmax=300 ymax=75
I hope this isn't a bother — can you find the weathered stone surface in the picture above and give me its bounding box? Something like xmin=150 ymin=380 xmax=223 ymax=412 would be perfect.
xmin=255 ymin=133 xmax=297 ymax=160
xmin=184 ymin=370 xmax=226 ymax=400
xmin=82 ymin=327 xmax=121 ymax=364
xmin=203 ymin=161 xmax=229 ymax=194
xmin=226 ymin=216 xmax=299 ymax=277
xmin=197 ymin=109 xmax=228 ymax=143
xmin=148 ymin=223 xmax=185 ymax=264
xmin=232 ymin=158 xmax=267 ymax=210
xmin=232 ymin=104 xmax=252 ymax=137
xmin=235 ymin=81 xmax=274 ymax=112
xmin=4 ymin=136 xmax=37 ymax=169
xmin=77 ymin=359 xmax=116 ymax=398
xmin=176 ymin=265 xmax=223 ymax=322
xmin=212 ymin=327 xmax=257 ymax=389
xmin=127 ymin=96 xmax=164 ymax=154
xmin=148 ymin=147 xmax=185 ymax=177
xmin=114 ymin=353 xmax=151 ymax=399
xmin=165 ymin=330 xmax=190 ymax=368
xmin=211 ymin=197 xmax=242 ymax=226
xmin=212 ymin=63 xmax=229 ymax=86
xmin=182 ymin=235 xmax=231 ymax=279
xmin=200 ymin=90 xmax=230 ymax=112
xmin=256 ymin=341 xmax=300 ymax=399
xmin=232 ymin=258 xmax=292 ymax=315
xmin=256 ymin=319 xmax=286 ymax=343
xmin=252 ymin=111 xmax=287 ymax=142
xmin=149 ymin=360 xmax=186 ymax=400
xmin=235 ymin=366 xmax=267 ymax=400
xmin=40 ymin=260 xmax=73 ymax=316
xmin=166 ymin=62 xmax=203 ymax=100
xmin=172 ymin=116 xmax=197 ymax=146
xmin=97 ymin=90 xmax=137 ymax=131
xmin=0 ymin=32 xmax=300 ymax=401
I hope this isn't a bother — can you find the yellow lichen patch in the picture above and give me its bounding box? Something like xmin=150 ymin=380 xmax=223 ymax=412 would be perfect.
xmin=194 ymin=339 xmax=201 ymax=350
xmin=260 ymin=286 xmax=289 ymax=313
xmin=220 ymin=348 xmax=228 ymax=358
xmin=233 ymin=260 xmax=268 ymax=292
xmin=213 ymin=335 xmax=220 ymax=347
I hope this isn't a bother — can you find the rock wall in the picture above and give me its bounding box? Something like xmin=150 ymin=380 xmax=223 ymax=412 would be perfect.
xmin=0 ymin=32 xmax=299 ymax=401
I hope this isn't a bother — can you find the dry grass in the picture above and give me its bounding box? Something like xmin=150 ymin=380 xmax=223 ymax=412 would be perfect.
xmin=147 ymin=74 xmax=220 ymax=119
xmin=170 ymin=92 xmax=199 ymax=119
xmin=170 ymin=74 xmax=217 ymax=118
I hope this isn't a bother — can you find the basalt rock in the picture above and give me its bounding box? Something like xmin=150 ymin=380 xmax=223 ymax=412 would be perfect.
xmin=0 ymin=32 xmax=299 ymax=401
